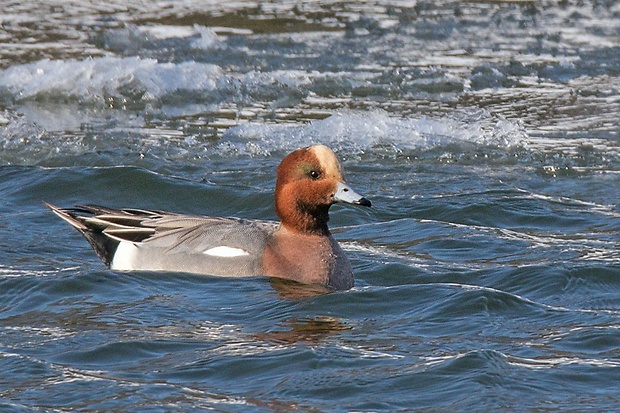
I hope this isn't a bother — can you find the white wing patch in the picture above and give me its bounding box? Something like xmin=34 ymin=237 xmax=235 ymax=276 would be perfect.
xmin=203 ymin=246 xmax=250 ymax=257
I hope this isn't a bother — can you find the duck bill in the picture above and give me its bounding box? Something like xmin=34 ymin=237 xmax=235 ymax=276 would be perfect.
xmin=333 ymin=182 xmax=372 ymax=207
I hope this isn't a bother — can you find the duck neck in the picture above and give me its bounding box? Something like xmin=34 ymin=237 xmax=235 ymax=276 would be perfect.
xmin=278 ymin=203 xmax=331 ymax=236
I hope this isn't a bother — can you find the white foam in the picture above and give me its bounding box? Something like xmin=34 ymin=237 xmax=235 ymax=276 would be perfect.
xmin=0 ymin=56 xmax=222 ymax=103
xmin=220 ymin=109 xmax=528 ymax=155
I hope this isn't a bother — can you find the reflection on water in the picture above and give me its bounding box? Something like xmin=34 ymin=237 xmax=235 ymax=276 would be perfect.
xmin=257 ymin=316 xmax=351 ymax=345
xmin=269 ymin=278 xmax=333 ymax=300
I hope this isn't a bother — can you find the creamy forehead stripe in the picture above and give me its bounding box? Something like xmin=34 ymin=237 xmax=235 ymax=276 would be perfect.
xmin=204 ymin=246 xmax=250 ymax=257
xmin=309 ymin=145 xmax=343 ymax=176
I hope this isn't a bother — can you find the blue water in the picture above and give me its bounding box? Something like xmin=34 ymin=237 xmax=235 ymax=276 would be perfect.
xmin=1 ymin=1 xmax=619 ymax=411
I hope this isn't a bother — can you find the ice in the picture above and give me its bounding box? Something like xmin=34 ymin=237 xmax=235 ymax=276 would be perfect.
xmin=137 ymin=25 xmax=198 ymax=40
xmin=95 ymin=24 xmax=226 ymax=52
xmin=191 ymin=26 xmax=225 ymax=50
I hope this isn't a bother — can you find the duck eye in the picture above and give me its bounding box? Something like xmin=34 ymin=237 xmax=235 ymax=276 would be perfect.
xmin=309 ymin=170 xmax=320 ymax=179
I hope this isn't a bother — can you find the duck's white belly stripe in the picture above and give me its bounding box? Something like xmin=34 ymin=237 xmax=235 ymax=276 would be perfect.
xmin=111 ymin=241 xmax=139 ymax=271
xmin=203 ymin=246 xmax=250 ymax=257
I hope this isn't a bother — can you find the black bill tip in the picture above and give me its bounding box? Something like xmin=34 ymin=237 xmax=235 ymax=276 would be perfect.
xmin=356 ymin=197 xmax=372 ymax=207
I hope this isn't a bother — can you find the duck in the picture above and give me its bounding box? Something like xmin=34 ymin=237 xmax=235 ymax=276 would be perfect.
xmin=46 ymin=145 xmax=371 ymax=290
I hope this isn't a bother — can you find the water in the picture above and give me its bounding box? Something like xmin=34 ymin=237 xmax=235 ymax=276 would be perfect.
xmin=1 ymin=1 xmax=619 ymax=411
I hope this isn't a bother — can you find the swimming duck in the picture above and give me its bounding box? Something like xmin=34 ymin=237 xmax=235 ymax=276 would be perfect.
xmin=46 ymin=145 xmax=371 ymax=290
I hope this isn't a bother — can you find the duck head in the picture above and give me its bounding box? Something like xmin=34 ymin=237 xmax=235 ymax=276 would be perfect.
xmin=274 ymin=145 xmax=371 ymax=235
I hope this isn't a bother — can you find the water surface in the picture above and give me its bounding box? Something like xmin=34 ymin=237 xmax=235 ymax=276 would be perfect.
xmin=1 ymin=1 xmax=619 ymax=411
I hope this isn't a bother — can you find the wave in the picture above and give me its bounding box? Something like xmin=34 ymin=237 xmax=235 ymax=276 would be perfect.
xmin=0 ymin=56 xmax=222 ymax=107
xmin=0 ymin=105 xmax=526 ymax=164
xmin=219 ymin=108 xmax=528 ymax=155
xmin=421 ymin=348 xmax=620 ymax=373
